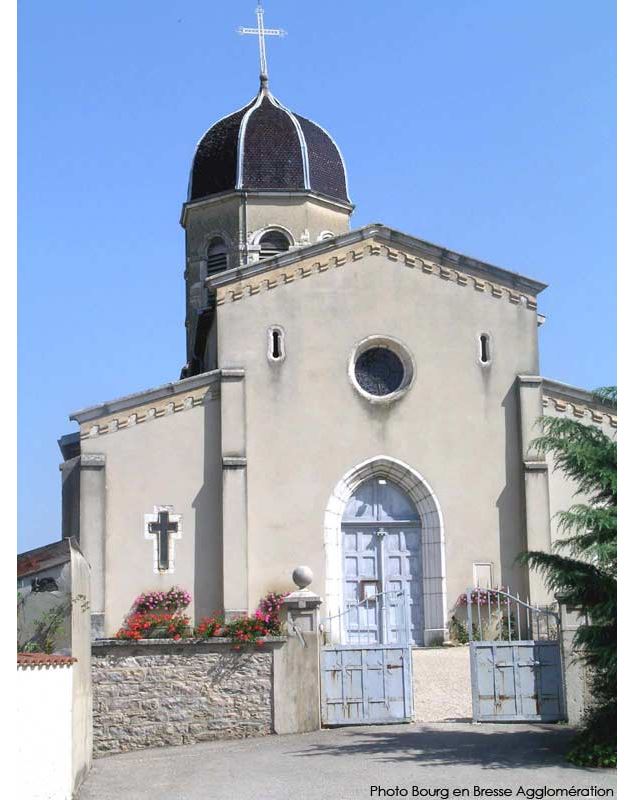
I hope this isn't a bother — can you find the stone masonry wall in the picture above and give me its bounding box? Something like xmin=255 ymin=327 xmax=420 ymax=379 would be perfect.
xmin=92 ymin=639 xmax=281 ymax=756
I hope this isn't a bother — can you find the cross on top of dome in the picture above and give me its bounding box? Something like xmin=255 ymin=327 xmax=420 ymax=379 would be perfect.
xmin=187 ymin=3 xmax=351 ymax=205
xmin=238 ymin=1 xmax=287 ymax=89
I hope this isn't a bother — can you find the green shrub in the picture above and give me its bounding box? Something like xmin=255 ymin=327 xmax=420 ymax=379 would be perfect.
xmin=449 ymin=615 xmax=468 ymax=644
xmin=567 ymin=711 xmax=616 ymax=767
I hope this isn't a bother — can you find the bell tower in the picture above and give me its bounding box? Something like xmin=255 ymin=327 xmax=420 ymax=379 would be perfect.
xmin=179 ymin=3 xmax=353 ymax=376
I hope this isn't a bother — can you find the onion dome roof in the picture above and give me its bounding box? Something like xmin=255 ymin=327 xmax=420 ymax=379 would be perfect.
xmin=188 ymin=83 xmax=350 ymax=205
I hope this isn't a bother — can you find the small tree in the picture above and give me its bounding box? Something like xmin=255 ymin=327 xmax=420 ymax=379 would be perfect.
xmin=519 ymin=387 xmax=616 ymax=767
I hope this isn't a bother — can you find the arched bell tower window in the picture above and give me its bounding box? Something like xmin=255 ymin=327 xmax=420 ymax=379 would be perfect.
xmin=259 ymin=230 xmax=291 ymax=260
xmin=207 ymin=237 xmax=228 ymax=276
xmin=206 ymin=237 xmax=228 ymax=306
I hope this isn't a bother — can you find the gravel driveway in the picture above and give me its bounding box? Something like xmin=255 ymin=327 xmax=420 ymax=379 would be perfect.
xmin=79 ymin=722 xmax=616 ymax=800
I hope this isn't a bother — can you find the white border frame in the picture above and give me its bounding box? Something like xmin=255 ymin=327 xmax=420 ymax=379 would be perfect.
xmin=348 ymin=335 xmax=416 ymax=405
xmin=477 ymin=331 xmax=493 ymax=368
xmin=252 ymin=224 xmax=296 ymax=248
xmin=472 ymin=561 xmax=494 ymax=589
xmin=143 ymin=505 xmax=183 ymax=574
xmin=267 ymin=324 xmax=286 ymax=362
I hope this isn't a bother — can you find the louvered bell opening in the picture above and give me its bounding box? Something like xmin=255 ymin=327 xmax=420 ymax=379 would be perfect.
xmin=259 ymin=231 xmax=291 ymax=261
xmin=206 ymin=238 xmax=228 ymax=306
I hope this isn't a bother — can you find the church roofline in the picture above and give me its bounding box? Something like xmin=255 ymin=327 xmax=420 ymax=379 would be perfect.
xmin=58 ymin=431 xmax=80 ymax=460
xmin=206 ymin=223 xmax=548 ymax=297
xmin=180 ymin=188 xmax=354 ymax=227
xmin=17 ymin=538 xmax=72 ymax=578
xmin=541 ymin=377 xmax=617 ymax=412
xmin=68 ymin=368 xmax=238 ymax=425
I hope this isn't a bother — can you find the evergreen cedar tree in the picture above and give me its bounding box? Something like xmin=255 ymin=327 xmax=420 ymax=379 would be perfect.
xmin=519 ymin=387 xmax=617 ymax=767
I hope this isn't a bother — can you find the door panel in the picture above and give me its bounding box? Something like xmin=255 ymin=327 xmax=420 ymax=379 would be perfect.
xmin=342 ymin=523 xmax=423 ymax=645
xmin=320 ymin=644 xmax=414 ymax=725
xmin=470 ymin=641 xmax=566 ymax=722
xmin=341 ymin=478 xmax=424 ymax=645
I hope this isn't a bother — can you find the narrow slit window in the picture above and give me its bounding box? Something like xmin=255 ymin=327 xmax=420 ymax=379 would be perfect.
xmin=272 ymin=330 xmax=282 ymax=359
xmin=479 ymin=334 xmax=491 ymax=365
xmin=268 ymin=327 xmax=285 ymax=362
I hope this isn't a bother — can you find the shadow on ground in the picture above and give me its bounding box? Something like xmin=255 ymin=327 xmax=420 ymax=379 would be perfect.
xmin=291 ymin=724 xmax=584 ymax=770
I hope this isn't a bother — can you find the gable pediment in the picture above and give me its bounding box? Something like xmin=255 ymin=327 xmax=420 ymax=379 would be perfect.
xmin=207 ymin=224 xmax=547 ymax=311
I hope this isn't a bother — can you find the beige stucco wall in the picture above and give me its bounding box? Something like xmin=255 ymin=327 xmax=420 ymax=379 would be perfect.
xmin=243 ymin=195 xmax=350 ymax=246
xmin=183 ymin=193 xmax=351 ymax=365
xmin=543 ymin=394 xmax=616 ymax=547
xmin=216 ymin=244 xmax=541 ymax=626
xmin=80 ymin=385 xmax=222 ymax=635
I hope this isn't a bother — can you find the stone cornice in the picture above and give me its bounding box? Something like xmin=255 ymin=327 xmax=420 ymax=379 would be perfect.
xmin=180 ymin=189 xmax=354 ymax=227
xmin=77 ymin=388 xmax=218 ymax=441
xmin=524 ymin=460 xmax=549 ymax=472
xmin=79 ymin=453 xmax=106 ymax=469
xmin=220 ymin=368 xmax=246 ymax=381
xmin=71 ymin=369 xmax=245 ymax=441
xmin=70 ymin=369 xmax=224 ymax=425
xmin=542 ymin=378 xmax=616 ymax=410
xmin=518 ymin=375 xmax=543 ymax=387
xmin=222 ymin=456 xmax=247 ymax=469
xmin=542 ymin=378 xmax=617 ymax=428
xmin=207 ymin=224 xmax=546 ymax=309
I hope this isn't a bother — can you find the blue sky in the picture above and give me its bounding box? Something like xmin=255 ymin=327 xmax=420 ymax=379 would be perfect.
xmin=18 ymin=0 xmax=615 ymax=552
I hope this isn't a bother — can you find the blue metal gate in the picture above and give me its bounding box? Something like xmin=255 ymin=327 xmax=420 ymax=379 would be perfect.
xmin=466 ymin=587 xmax=566 ymax=723
xmin=320 ymin=590 xmax=414 ymax=725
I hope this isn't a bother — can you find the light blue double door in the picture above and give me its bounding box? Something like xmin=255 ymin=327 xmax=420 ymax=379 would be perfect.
xmin=342 ymin=478 xmax=424 ymax=646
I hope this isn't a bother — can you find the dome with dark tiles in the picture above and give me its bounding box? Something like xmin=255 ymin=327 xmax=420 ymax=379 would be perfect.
xmin=188 ymin=84 xmax=350 ymax=204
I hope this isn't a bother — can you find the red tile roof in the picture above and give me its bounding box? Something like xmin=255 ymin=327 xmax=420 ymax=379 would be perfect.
xmin=17 ymin=539 xmax=70 ymax=578
xmin=17 ymin=653 xmax=76 ymax=668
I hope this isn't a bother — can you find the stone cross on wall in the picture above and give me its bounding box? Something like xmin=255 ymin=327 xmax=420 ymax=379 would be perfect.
xmin=144 ymin=507 xmax=182 ymax=573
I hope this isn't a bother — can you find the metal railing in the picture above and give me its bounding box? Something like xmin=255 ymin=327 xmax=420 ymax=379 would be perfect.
xmin=319 ymin=589 xmax=410 ymax=647
xmin=464 ymin=586 xmax=560 ymax=643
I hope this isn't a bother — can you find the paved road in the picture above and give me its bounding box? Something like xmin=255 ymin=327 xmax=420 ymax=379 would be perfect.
xmin=80 ymin=723 xmax=617 ymax=800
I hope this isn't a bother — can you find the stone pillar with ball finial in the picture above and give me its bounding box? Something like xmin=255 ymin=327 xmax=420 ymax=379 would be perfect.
xmin=281 ymin=566 xmax=322 ymax=632
xmin=272 ymin=566 xmax=323 ymax=734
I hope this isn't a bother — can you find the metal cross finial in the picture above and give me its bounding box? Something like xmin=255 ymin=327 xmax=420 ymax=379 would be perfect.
xmin=238 ymin=1 xmax=286 ymax=88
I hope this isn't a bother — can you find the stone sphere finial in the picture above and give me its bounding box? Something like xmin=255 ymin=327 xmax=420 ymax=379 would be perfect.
xmin=292 ymin=565 xmax=313 ymax=590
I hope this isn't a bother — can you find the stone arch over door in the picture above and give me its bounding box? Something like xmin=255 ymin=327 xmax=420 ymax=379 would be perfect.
xmin=324 ymin=456 xmax=447 ymax=646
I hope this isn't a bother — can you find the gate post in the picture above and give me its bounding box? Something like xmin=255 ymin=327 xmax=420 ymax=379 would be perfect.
xmin=557 ymin=597 xmax=591 ymax=726
xmin=272 ymin=567 xmax=322 ymax=734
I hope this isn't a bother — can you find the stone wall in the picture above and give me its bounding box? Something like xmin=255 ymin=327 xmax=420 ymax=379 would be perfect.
xmin=92 ymin=639 xmax=283 ymax=756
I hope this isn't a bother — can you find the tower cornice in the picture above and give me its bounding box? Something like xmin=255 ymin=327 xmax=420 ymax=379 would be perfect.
xmin=180 ymin=189 xmax=354 ymax=228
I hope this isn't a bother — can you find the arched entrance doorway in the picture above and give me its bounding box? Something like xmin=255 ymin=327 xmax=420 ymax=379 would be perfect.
xmin=324 ymin=456 xmax=447 ymax=646
xmin=342 ymin=478 xmax=424 ymax=645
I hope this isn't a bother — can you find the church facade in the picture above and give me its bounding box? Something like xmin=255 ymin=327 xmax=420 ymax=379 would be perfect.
xmin=57 ymin=72 xmax=616 ymax=643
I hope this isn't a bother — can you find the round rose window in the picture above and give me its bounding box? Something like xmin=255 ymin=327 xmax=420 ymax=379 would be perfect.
xmin=354 ymin=347 xmax=405 ymax=397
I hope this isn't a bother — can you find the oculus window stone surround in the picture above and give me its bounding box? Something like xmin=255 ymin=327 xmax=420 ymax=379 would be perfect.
xmin=348 ymin=335 xmax=415 ymax=404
